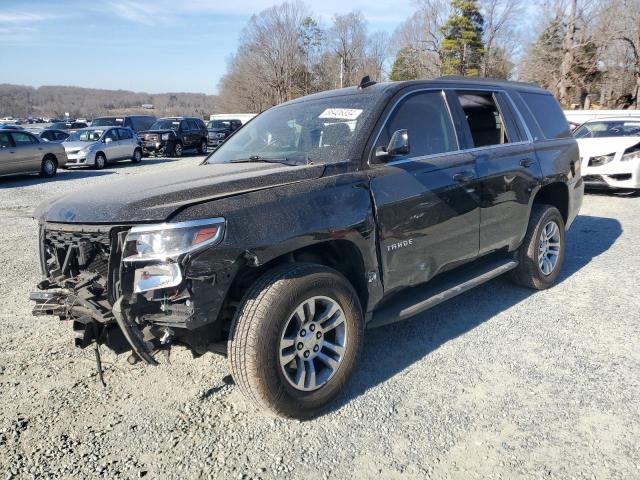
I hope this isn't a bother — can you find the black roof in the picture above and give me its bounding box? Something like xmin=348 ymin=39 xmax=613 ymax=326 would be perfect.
xmin=283 ymin=76 xmax=548 ymax=107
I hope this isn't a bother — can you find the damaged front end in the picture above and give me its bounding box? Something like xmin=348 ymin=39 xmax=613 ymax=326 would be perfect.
xmin=30 ymin=218 xmax=230 ymax=367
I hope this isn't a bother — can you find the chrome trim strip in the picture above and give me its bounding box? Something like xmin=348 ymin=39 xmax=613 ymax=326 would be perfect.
xmin=129 ymin=217 xmax=225 ymax=233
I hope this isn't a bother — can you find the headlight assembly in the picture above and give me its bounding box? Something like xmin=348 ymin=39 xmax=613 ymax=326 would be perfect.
xmin=123 ymin=218 xmax=225 ymax=262
xmin=621 ymin=145 xmax=640 ymax=162
xmin=588 ymin=153 xmax=615 ymax=167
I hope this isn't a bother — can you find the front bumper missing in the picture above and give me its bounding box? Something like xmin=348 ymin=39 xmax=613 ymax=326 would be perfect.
xmin=112 ymin=297 xmax=158 ymax=365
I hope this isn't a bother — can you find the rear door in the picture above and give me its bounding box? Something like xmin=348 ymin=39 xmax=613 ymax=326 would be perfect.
xmin=10 ymin=131 xmax=42 ymax=172
xmin=117 ymin=128 xmax=135 ymax=158
xmin=369 ymin=89 xmax=480 ymax=293
xmin=449 ymin=90 xmax=542 ymax=254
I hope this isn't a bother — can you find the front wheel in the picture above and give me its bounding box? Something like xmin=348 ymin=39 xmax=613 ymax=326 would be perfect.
xmin=94 ymin=153 xmax=106 ymax=170
xmin=510 ymin=204 xmax=566 ymax=290
xmin=198 ymin=139 xmax=207 ymax=155
xmin=228 ymin=263 xmax=363 ymax=418
xmin=171 ymin=142 xmax=183 ymax=158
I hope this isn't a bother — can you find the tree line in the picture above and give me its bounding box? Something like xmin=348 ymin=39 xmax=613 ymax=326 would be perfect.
xmin=0 ymin=84 xmax=217 ymax=119
xmin=218 ymin=0 xmax=640 ymax=112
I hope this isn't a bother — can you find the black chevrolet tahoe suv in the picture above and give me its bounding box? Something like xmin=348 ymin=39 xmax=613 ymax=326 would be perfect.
xmin=139 ymin=117 xmax=208 ymax=157
xmin=31 ymin=77 xmax=583 ymax=418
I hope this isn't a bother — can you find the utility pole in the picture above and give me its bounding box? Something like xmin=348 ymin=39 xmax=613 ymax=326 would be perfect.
xmin=339 ymin=55 xmax=344 ymax=88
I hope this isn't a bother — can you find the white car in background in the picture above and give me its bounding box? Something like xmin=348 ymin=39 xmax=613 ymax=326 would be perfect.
xmin=574 ymin=117 xmax=640 ymax=191
xmin=62 ymin=126 xmax=142 ymax=169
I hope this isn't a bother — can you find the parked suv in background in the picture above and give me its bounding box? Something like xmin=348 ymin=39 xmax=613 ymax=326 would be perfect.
xmin=63 ymin=126 xmax=142 ymax=169
xmin=31 ymin=78 xmax=583 ymax=418
xmin=206 ymin=118 xmax=242 ymax=148
xmin=91 ymin=115 xmax=156 ymax=133
xmin=50 ymin=121 xmax=88 ymax=131
xmin=139 ymin=117 xmax=208 ymax=157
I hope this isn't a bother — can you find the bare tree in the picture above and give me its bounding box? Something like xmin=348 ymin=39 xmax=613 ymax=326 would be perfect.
xmin=479 ymin=0 xmax=525 ymax=78
xmin=330 ymin=11 xmax=368 ymax=87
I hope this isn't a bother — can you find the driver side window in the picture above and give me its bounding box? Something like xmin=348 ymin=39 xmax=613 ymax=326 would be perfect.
xmin=377 ymin=91 xmax=458 ymax=160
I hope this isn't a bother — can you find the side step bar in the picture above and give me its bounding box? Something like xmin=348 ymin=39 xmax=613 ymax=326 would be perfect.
xmin=368 ymin=257 xmax=518 ymax=329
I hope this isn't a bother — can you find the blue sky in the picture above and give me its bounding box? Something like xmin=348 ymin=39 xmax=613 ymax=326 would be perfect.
xmin=0 ymin=0 xmax=416 ymax=94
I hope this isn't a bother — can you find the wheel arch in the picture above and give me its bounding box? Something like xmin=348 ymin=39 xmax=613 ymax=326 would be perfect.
xmin=532 ymin=182 xmax=569 ymax=223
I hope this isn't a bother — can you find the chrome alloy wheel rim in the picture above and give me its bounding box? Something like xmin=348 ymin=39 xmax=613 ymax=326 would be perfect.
xmin=279 ymin=296 xmax=347 ymax=392
xmin=44 ymin=160 xmax=55 ymax=174
xmin=538 ymin=221 xmax=561 ymax=275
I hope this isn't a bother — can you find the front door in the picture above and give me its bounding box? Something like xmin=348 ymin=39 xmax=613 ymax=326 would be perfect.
xmin=369 ymin=90 xmax=480 ymax=293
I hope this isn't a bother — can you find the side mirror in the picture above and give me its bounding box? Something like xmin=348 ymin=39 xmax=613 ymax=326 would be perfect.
xmin=375 ymin=129 xmax=410 ymax=159
xmin=105 ymin=137 xmax=112 ymax=144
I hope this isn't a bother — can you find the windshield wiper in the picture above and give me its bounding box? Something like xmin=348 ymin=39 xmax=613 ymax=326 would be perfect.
xmin=230 ymin=155 xmax=307 ymax=166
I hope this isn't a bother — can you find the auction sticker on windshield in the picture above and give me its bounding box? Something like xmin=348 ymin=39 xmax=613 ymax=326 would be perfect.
xmin=319 ymin=108 xmax=363 ymax=120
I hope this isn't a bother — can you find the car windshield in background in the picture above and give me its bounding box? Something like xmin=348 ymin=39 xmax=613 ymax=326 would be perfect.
xmin=574 ymin=120 xmax=640 ymax=138
xmin=207 ymin=95 xmax=376 ymax=165
xmin=208 ymin=120 xmax=232 ymax=130
xmin=92 ymin=118 xmax=122 ymax=127
xmin=67 ymin=129 xmax=104 ymax=142
xmin=150 ymin=120 xmax=180 ymax=131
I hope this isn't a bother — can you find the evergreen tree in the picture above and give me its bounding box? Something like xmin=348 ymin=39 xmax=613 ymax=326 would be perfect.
xmin=439 ymin=0 xmax=485 ymax=76
xmin=390 ymin=46 xmax=420 ymax=81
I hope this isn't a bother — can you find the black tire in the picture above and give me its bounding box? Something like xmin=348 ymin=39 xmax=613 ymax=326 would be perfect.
xmin=131 ymin=148 xmax=143 ymax=163
xmin=510 ymin=204 xmax=566 ymax=290
xmin=94 ymin=153 xmax=106 ymax=170
xmin=198 ymin=139 xmax=207 ymax=155
xmin=171 ymin=142 xmax=183 ymax=158
xmin=228 ymin=263 xmax=363 ymax=419
xmin=39 ymin=155 xmax=57 ymax=178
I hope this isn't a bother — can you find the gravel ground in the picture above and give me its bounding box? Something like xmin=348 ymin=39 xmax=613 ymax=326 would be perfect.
xmin=1 ymin=158 xmax=639 ymax=479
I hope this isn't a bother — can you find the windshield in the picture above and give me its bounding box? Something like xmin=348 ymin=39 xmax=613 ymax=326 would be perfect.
xmin=206 ymin=94 xmax=376 ymax=164
xmin=150 ymin=119 xmax=180 ymax=131
xmin=574 ymin=120 xmax=640 ymax=138
xmin=92 ymin=117 xmax=122 ymax=127
xmin=66 ymin=129 xmax=104 ymax=142
xmin=208 ymin=120 xmax=232 ymax=130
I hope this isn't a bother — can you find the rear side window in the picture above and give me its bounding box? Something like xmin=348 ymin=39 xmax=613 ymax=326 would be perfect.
xmin=118 ymin=128 xmax=133 ymax=140
xmin=520 ymin=92 xmax=570 ymax=139
xmin=455 ymin=91 xmax=513 ymax=147
xmin=0 ymin=132 xmax=13 ymax=147
xmin=378 ymin=91 xmax=458 ymax=159
xmin=12 ymin=132 xmax=37 ymax=145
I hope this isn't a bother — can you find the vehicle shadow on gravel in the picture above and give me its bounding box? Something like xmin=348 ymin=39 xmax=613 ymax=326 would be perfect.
xmin=0 ymin=170 xmax=113 ymax=188
xmin=331 ymin=214 xmax=622 ymax=415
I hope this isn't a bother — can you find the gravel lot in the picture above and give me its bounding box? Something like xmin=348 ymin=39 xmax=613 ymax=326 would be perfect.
xmin=1 ymin=157 xmax=639 ymax=479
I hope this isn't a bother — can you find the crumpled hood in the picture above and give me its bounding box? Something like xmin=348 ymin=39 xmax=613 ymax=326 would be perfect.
xmin=37 ymin=162 xmax=325 ymax=224
xmin=576 ymin=137 xmax=640 ymax=158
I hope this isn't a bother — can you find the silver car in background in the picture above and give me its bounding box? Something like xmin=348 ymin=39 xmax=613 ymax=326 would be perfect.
xmin=63 ymin=127 xmax=143 ymax=169
xmin=0 ymin=129 xmax=67 ymax=178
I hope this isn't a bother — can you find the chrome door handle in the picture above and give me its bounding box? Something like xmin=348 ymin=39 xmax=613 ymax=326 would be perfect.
xmin=520 ymin=158 xmax=535 ymax=168
xmin=453 ymin=171 xmax=474 ymax=183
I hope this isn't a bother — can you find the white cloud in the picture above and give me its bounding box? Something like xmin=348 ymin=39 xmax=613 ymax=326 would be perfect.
xmin=0 ymin=12 xmax=52 ymax=23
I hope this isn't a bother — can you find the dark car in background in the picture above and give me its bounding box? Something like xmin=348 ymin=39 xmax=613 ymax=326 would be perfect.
xmin=139 ymin=117 xmax=208 ymax=157
xmin=91 ymin=115 xmax=156 ymax=133
xmin=50 ymin=121 xmax=88 ymax=131
xmin=38 ymin=129 xmax=70 ymax=143
xmin=206 ymin=118 xmax=242 ymax=148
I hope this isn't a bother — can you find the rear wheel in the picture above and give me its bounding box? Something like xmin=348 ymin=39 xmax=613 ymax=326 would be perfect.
xmin=94 ymin=153 xmax=106 ymax=170
xmin=510 ymin=204 xmax=565 ymax=289
xmin=131 ymin=148 xmax=142 ymax=163
xmin=228 ymin=263 xmax=363 ymax=418
xmin=39 ymin=155 xmax=57 ymax=178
